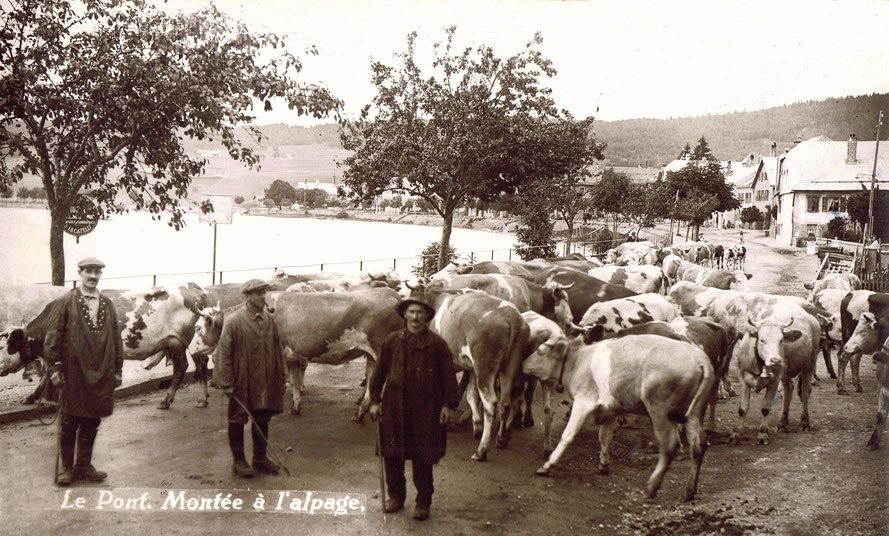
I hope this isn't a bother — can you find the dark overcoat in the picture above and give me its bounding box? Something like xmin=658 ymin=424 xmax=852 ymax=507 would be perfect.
xmin=214 ymin=306 xmax=287 ymax=424
xmin=44 ymin=290 xmax=123 ymax=418
xmin=369 ymin=328 xmax=460 ymax=464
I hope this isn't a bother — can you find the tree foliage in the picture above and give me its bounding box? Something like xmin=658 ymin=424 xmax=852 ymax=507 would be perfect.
xmin=740 ymin=206 xmax=764 ymax=224
xmin=623 ymin=181 xmax=672 ymax=227
xmin=514 ymin=202 xmax=558 ymax=260
xmin=338 ymin=27 xmax=596 ymax=269
xmin=412 ymin=241 xmax=458 ymax=278
xmin=847 ymin=186 xmax=889 ymax=240
xmin=0 ymin=0 xmax=341 ymax=283
xmin=264 ymin=180 xmax=298 ymax=208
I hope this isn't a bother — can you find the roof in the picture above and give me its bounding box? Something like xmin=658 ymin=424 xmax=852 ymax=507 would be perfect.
xmin=661 ymin=157 xmax=758 ymax=189
xmin=779 ymin=135 xmax=889 ymax=194
xmin=751 ymin=156 xmax=779 ymax=191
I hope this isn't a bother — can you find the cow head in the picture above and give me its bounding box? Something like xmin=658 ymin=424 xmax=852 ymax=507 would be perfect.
xmin=729 ymin=271 xmax=753 ymax=291
xmin=0 ymin=327 xmax=28 ymax=377
xmin=521 ymin=335 xmax=570 ymax=383
xmin=747 ymin=315 xmax=794 ymax=379
xmin=187 ymin=303 xmax=225 ymax=357
xmin=843 ymin=312 xmax=882 ymax=355
xmin=367 ymin=269 xmax=402 ymax=290
xmin=543 ymin=281 xmax=575 ymax=332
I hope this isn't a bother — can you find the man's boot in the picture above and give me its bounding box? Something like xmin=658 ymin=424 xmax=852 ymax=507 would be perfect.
xmin=56 ymin=417 xmax=77 ymax=486
xmin=251 ymin=420 xmax=279 ymax=474
xmin=74 ymin=421 xmax=107 ymax=482
xmin=229 ymin=423 xmax=253 ymax=478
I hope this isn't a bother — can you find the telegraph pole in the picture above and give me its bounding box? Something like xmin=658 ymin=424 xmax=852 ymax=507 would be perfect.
xmin=866 ymin=110 xmax=883 ymax=245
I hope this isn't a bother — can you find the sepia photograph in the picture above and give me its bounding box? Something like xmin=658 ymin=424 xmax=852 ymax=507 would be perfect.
xmin=1 ymin=0 xmax=888 ymax=534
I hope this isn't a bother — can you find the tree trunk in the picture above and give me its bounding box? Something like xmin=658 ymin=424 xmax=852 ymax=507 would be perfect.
xmin=565 ymin=219 xmax=574 ymax=255
xmin=438 ymin=209 xmax=454 ymax=270
xmin=49 ymin=206 xmax=67 ymax=286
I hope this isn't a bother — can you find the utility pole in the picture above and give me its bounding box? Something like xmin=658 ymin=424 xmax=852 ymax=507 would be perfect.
xmin=866 ymin=110 xmax=883 ymax=245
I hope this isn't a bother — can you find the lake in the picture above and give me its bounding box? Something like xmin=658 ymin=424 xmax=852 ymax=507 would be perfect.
xmin=0 ymin=207 xmax=517 ymax=287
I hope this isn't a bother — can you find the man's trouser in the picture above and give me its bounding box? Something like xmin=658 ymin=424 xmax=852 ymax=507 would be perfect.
xmin=59 ymin=413 xmax=101 ymax=471
xmin=228 ymin=410 xmax=274 ymax=461
xmin=384 ymin=457 xmax=434 ymax=506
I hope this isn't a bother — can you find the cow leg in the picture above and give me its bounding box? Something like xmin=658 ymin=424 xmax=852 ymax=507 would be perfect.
xmin=851 ymin=352 xmax=863 ymax=393
xmin=522 ymin=378 xmax=536 ymax=427
xmin=729 ymin=374 xmax=753 ymax=444
xmin=821 ymin=342 xmax=837 ymax=379
xmin=867 ymin=390 xmax=889 ymax=450
xmin=352 ymin=356 xmax=374 ymax=422
xmin=472 ymin=372 xmax=498 ymax=461
xmin=193 ymin=353 xmax=210 ymax=408
xmin=778 ymin=376 xmax=794 ymax=433
xmin=836 ymin=349 xmax=852 ymax=395
xmin=722 ymin=371 xmax=737 ymax=397
xmin=157 ymin=345 xmax=187 ymax=410
xmin=798 ymin=369 xmax=814 ymax=431
xmin=597 ymin=419 xmax=617 ymax=475
xmin=535 ymin=399 xmax=594 ymax=476
xmin=142 ymin=350 xmax=166 ymax=370
xmin=465 ymin=373 xmax=483 ymax=439
xmin=756 ymin=379 xmax=780 ymax=445
xmin=682 ymin=414 xmax=707 ymax=502
xmin=287 ymin=357 xmax=307 ymax=415
xmin=645 ymin=411 xmax=681 ymax=499
xmin=541 ymin=382 xmax=555 ymax=456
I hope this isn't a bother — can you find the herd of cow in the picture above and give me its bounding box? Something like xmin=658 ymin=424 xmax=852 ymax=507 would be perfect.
xmin=2 ymin=237 xmax=888 ymax=503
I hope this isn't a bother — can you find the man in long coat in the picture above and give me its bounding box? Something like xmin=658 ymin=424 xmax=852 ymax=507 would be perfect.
xmin=214 ymin=279 xmax=287 ymax=478
xmin=368 ymin=296 xmax=460 ymax=521
xmin=45 ymin=257 xmax=123 ymax=486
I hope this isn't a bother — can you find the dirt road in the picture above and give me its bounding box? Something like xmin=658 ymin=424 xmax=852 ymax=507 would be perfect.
xmin=1 ymin=228 xmax=887 ymax=535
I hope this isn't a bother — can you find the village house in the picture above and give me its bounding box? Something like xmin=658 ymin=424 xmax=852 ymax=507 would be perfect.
xmin=773 ymin=134 xmax=889 ymax=247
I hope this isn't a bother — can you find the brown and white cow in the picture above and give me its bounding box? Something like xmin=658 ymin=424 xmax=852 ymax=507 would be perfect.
xmin=267 ymin=269 xmax=402 ymax=292
xmin=804 ymin=272 xmax=862 ymax=301
xmin=604 ymin=241 xmax=659 ymax=266
xmin=661 ymin=254 xmax=684 ymax=290
xmin=586 ymin=265 xmax=664 ymax=294
xmin=613 ymin=316 xmax=730 ymax=430
xmin=464 ymin=259 xmax=552 ymax=280
xmin=837 ymin=290 xmax=884 ymax=394
xmin=409 ymin=280 xmax=530 ymax=461
xmin=809 ymin=288 xmax=849 ymax=380
xmin=528 ymin=333 xmax=714 ymax=501
xmin=530 ymin=267 xmax=638 ymax=324
xmin=579 ymin=293 xmax=680 ymax=334
xmin=675 ymin=261 xmax=752 ymax=291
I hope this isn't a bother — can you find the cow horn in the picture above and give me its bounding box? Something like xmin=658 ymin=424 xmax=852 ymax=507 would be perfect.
xmin=405 ymin=280 xmax=419 ymax=290
xmin=553 ymin=281 xmax=575 ymax=291
xmin=747 ymin=316 xmax=761 ymax=329
xmin=781 ymin=317 xmax=794 ymax=329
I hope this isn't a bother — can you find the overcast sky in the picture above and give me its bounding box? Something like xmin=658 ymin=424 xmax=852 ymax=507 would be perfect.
xmin=163 ymin=0 xmax=889 ymax=125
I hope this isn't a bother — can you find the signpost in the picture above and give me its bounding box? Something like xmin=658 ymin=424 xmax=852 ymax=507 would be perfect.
xmin=200 ymin=194 xmax=234 ymax=284
xmin=64 ymin=195 xmax=100 ymax=242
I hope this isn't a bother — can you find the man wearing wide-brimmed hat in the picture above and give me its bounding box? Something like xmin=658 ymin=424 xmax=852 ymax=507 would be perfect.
xmin=368 ymin=295 xmax=460 ymax=521
xmin=214 ymin=279 xmax=287 ymax=478
xmin=45 ymin=257 xmax=123 ymax=486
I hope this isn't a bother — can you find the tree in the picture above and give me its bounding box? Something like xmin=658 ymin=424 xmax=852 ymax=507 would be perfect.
xmin=264 ymin=180 xmax=298 ymax=209
xmin=514 ymin=202 xmax=557 ymax=260
xmin=302 ymin=188 xmax=329 ymax=209
xmin=677 ymin=143 xmax=692 ymax=160
xmin=412 ymin=241 xmax=457 ymax=278
xmin=1 ymin=0 xmax=341 ymax=284
xmin=664 ymin=141 xmax=740 ymax=239
xmin=848 ymin=186 xmax=889 ymax=241
xmin=589 ymin=168 xmax=632 ymax=240
xmin=234 ymin=195 xmax=245 ymax=205
xmin=740 ymin=206 xmax=764 ymax=224
xmin=827 ymin=215 xmax=849 ymax=240
xmin=339 ymin=27 xmax=594 ymax=270
xmin=623 ymin=181 xmax=672 ymax=227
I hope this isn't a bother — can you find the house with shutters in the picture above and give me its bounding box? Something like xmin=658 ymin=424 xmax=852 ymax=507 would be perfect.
xmin=773 ymin=134 xmax=889 ymax=247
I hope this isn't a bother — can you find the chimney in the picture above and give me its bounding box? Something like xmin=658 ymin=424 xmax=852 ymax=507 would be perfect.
xmin=725 ymin=161 xmax=733 ymax=176
xmin=770 ymin=142 xmax=777 ymax=158
xmin=846 ymin=134 xmax=858 ymax=164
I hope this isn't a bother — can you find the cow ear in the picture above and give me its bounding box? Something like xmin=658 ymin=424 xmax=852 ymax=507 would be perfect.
xmin=803 ymin=282 xmax=814 ymax=290
xmin=6 ymin=328 xmax=24 ymax=355
xmin=745 ymin=273 xmax=753 ymax=280
xmin=782 ymin=329 xmax=802 ymax=343
xmin=583 ymin=325 xmax=605 ymax=344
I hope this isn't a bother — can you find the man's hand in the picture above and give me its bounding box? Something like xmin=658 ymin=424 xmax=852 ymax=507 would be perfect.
xmin=114 ymin=373 xmax=122 ymax=388
xmin=50 ymin=370 xmax=64 ymax=389
xmin=368 ymin=403 xmax=381 ymax=422
xmin=223 ymin=387 xmax=234 ymax=398
xmin=439 ymin=407 xmax=451 ymax=426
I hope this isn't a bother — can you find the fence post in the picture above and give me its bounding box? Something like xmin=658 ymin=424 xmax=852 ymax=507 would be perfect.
xmin=470 ymin=252 xmax=474 ymax=264
xmin=219 ymin=272 xmax=223 ymax=284
xmin=491 ymin=250 xmax=494 ymax=260
xmin=152 ymin=274 xmax=157 ymax=286
xmin=320 ymin=264 xmax=324 ymax=272
xmin=360 ymin=260 xmax=363 ymax=271
xmin=509 ymin=249 xmax=512 ymax=260
xmin=393 ymin=258 xmax=397 ymax=271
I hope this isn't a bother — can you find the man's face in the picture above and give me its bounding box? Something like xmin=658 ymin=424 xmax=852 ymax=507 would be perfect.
xmin=79 ymin=268 xmax=102 ymax=292
xmin=246 ymin=289 xmax=267 ymax=310
xmin=404 ymin=303 xmax=429 ymax=333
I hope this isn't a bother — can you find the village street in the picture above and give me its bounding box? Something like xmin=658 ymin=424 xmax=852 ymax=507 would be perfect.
xmin=0 ymin=227 xmax=887 ymax=536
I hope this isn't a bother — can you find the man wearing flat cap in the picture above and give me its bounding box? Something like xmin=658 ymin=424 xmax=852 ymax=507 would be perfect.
xmin=368 ymin=295 xmax=460 ymax=521
xmin=214 ymin=279 xmax=287 ymax=477
xmin=45 ymin=257 xmax=123 ymax=486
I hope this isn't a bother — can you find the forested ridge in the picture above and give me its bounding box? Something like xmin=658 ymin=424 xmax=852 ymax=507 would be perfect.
xmin=182 ymin=93 xmax=889 ymax=167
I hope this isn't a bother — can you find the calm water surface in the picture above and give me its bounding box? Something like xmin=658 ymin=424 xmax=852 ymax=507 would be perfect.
xmin=0 ymin=207 xmax=516 ymax=287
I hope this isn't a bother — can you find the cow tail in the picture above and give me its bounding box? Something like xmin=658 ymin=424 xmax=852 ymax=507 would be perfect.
xmin=683 ymin=363 xmax=713 ymax=423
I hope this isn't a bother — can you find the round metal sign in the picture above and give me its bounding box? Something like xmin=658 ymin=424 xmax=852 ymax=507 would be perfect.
xmin=64 ymin=195 xmax=100 ymax=236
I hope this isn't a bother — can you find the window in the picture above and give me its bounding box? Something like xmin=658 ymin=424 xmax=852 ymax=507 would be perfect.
xmin=822 ymin=196 xmax=842 ymax=212
xmin=756 ymin=190 xmax=769 ymax=201
xmin=807 ymin=195 xmax=820 ymax=212
xmin=806 ymin=224 xmax=818 ymax=237
xmin=743 ymin=192 xmax=752 ymax=204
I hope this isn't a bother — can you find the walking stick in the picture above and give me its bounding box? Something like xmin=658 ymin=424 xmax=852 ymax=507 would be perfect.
xmin=53 ymin=385 xmax=63 ymax=485
xmin=230 ymin=394 xmax=292 ymax=476
xmin=376 ymin=421 xmax=387 ymax=513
